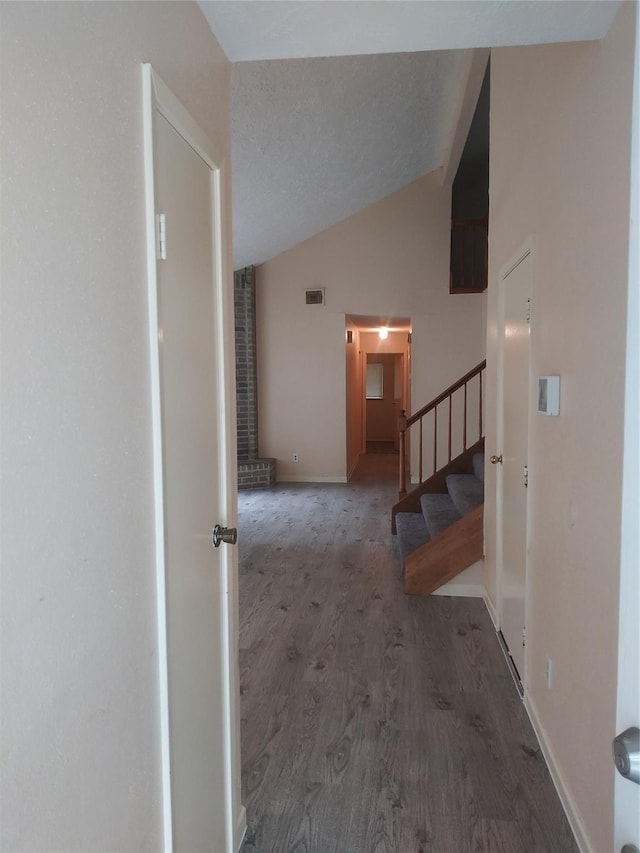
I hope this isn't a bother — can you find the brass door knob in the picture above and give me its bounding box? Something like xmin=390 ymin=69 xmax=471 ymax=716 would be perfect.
xmin=490 ymin=455 xmax=503 ymax=465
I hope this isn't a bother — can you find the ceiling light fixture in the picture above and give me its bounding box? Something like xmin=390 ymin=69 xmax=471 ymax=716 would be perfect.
xmin=379 ymin=327 xmax=388 ymax=340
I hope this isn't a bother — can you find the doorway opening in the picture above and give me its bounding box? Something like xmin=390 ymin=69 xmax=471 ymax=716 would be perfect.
xmin=345 ymin=315 xmax=411 ymax=480
xmin=365 ymin=353 xmax=403 ymax=454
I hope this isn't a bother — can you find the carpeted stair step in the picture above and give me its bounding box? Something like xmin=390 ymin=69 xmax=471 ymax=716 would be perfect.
xmin=395 ymin=511 xmax=430 ymax=560
xmin=446 ymin=473 xmax=484 ymax=516
xmin=473 ymin=453 xmax=485 ymax=483
xmin=420 ymin=492 xmax=462 ymax=539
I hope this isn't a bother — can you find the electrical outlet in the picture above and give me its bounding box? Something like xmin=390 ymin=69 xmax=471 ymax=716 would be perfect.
xmin=292 ymin=453 xmax=299 ymax=463
xmin=545 ymin=656 xmax=553 ymax=688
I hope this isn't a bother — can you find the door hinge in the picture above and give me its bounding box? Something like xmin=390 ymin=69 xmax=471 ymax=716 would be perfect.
xmin=523 ymin=464 xmax=529 ymax=488
xmin=156 ymin=213 xmax=167 ymax=260
xmin=526 ymin=298 xmax=532 ymax=325
xmin=522 ymin=627 xmax=526 ymax=648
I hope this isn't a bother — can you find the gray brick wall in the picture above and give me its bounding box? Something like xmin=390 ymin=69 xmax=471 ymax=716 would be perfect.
xmin=234 ymin=266 xmax=258 ymax=460
xmin=238 ymin=458 xmax=277 ymax=490
xmin=234 ymin=266 xmax=277 ymax=489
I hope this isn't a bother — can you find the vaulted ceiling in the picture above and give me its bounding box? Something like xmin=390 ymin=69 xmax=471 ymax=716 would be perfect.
xmin=199 ymin=1 xmax=621 ymax=269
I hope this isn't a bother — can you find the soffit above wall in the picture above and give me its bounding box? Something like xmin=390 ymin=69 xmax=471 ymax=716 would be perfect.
xmin=200 ymin=1 xmax=621 ymax=62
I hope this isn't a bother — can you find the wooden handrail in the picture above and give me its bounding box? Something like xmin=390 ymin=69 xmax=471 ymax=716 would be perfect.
xmin=398 ymin=359 xmax=486 ymax=497
xmin=406 ymin=360 xmax=486 ymax=428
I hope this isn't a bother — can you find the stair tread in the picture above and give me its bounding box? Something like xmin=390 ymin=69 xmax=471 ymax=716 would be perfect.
xmin=420 ymin=492 xmax=462 ymax=538
xmin=446 ymin=474 xmax=484 ymax=516
xmin=395 ymin=511 xmax=430 ymax=560
xmin=473 ymin=453 xmax=485 ymax=483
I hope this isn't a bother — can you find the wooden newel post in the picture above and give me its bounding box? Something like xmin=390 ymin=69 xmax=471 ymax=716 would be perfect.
xmin=398 ymin=409 xmax=408 ymax=498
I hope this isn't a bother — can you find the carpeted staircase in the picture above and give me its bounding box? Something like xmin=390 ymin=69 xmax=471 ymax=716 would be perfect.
xmin=395 ymin=453 xmax=485 ymax=595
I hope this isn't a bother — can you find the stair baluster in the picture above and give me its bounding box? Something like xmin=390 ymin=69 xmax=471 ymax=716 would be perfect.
xmin=398 ymin=409 xmax=408 ymax=497
xmin=396 ymin=360 xmax=486 ymax=500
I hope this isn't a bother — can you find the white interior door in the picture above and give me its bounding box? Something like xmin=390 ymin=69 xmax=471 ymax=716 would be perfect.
xmin=614 ymin=8 xmax=639 ymax=844
xmin=498 ymin=249 xmax=532 ymax=681
xmin=145 ymin=68 xmax=237 ymax=853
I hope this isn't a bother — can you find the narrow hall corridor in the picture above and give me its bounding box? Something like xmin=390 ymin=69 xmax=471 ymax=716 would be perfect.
xmin=237 ymin=452 xmax=576 ymax=853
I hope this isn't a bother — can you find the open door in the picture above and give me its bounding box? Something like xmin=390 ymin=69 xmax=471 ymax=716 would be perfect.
xmin=143 ymin=66 xmax=243 ymax=852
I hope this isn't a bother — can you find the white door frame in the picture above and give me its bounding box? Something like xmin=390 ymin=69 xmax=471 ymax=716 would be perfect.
xmin=496 ymin=236 xmax=534 ymax=689
xmin=361 ymin=348 xmax=367 ymax=453
xmin=614 ymin=4 xmax=640 ymax=845
xmin=142 ymin=64 xmax=242 ymax=852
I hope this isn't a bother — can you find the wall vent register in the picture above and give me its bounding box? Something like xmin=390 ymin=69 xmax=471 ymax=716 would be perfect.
xmin=305 ymin=288 xmax=325 ymax=305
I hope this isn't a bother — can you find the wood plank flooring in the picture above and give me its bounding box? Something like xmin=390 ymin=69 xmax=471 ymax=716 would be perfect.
xmin=237 ymin=453 xmax=577 ymax=853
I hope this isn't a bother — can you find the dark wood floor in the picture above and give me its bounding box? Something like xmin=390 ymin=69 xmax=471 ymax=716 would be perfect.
xmin=237 ymin=452 xmax=577 ymax=853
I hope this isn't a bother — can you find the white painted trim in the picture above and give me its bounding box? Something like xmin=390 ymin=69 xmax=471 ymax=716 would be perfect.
xmin=525 ymin=694 xmax=592 ymax=853
xmin=483 ymin=593 xmax=499 ymax=629
xmin=149 ymin=69 xmax=224 ymax=170
xmin=277 ymin=475 xmax=348 ymax=484
xmin=614 ymin=5 xmax=640 ymax=847
xmin=210 ymin=158 xmax=237 ymax=853
xmin=432 ymin=583 xmax=485 ymax=598
xmin=142 ymin=63 xmax=239 ymax=853
xmin=142 ymin=63 xmax=173 ymax=853
xmin=483 ymin=576 xmax=585 ymax=849
xmin=495 ymin=236 xmax=535 ymax=689
xmin=234 ymin=805 xmax=247 ymax=853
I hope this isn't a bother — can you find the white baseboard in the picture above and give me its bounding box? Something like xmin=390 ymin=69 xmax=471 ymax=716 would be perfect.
xmin=432 ymin=583 xmax=485 ymax=598
xmin=234 ymin=805 xmax=247 ymax=853
xmin=480 ymin=596 xmax=586 ymax=850
xmin=483 ymin=593 xmax=498 ymax=629
xmin=277 ymin=474 xmax=348 ymax=484
xmin=524 ymin=694 xmax=592 ymax=853
xmin=480 ymin=599 xmax=588 ymax=852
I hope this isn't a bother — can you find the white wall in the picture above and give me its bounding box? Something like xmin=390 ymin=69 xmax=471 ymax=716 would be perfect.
xmin=0 ymin=3 xmax=238 ymax=850
xmin=256 ymin=172 xmax=486 ymax=482
xmin=485 ymin=5 xmax=636 ymax=850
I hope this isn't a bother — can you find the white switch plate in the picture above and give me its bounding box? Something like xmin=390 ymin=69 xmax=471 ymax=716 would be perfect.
xmin=538 ymin=376 xmax=560 ymax=416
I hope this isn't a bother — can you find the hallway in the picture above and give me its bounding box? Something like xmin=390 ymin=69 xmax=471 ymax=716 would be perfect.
xmin=237 ymin=453 xmax=577 ymax=852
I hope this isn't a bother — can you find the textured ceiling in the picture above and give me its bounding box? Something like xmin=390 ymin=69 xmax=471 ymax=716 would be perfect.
xmin=199 ymin=1 xmax=621 ymax=269
xmin=231 ymin=50 xmax=470 ymax=269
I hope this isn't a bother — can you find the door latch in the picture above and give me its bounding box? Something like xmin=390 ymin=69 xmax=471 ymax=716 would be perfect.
xmin=613 ymin=726 xmax=640 ymax=784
